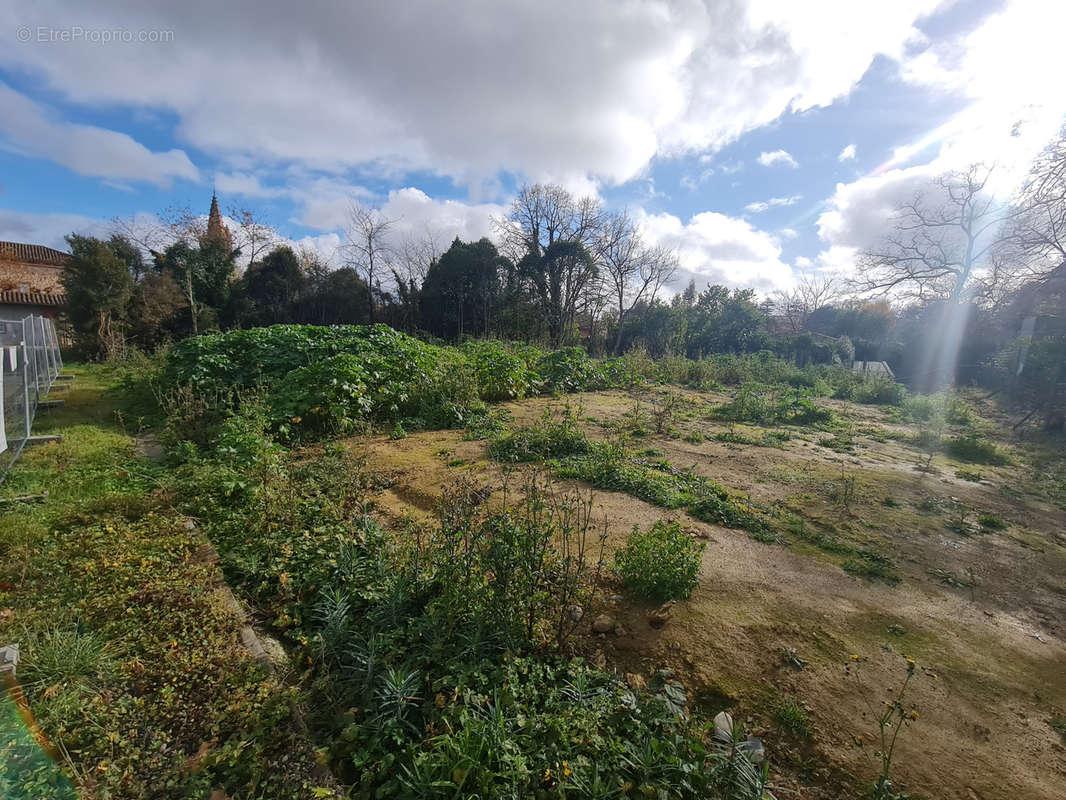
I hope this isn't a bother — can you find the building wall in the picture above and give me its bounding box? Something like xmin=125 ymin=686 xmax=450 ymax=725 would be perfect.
xmin=0 ymin=260 xmax=64 ymax=293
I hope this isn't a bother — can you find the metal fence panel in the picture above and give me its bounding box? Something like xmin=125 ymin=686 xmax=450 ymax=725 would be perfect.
xmin=0 ymin=315 xmax=64 ymax=482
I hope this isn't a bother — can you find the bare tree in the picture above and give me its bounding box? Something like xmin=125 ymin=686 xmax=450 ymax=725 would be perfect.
xmin=772 ymin=271 xmax=841 ymax=332
xmin=494 ymin=183 xmax=603 ymax=263
xmin=228 ymin=205 xmax=279 ymax=267
xmin=857 ymin=164 xmax=1013 ymax=305
xmin=297 ymin=245 xmax=331 ymax=284
xmin=343 ymin=202 xmax=396 ymax=318
xmin=1003 ymin=127 xmax=1066 ymax=285
xmin=396 ymin=227 xmax=442 ymax=287
xmin=494 ymin=183 xmax=605 ymax=345
xmin=110 ymin=213 xmax=173 ymax=263
xmin=596 ymin=210 xmax=677 ymax=353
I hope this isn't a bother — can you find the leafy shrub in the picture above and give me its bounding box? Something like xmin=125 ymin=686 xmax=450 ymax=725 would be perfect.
xmin=852 ymin=376 xmax=907 ymax=406
xmin=944 ymin=434 xmax=1010 ymax=465
xmin=899 ymin=392 xmax=974 ymax=426
xmin=536 ymin=347 xmax=602 ymax=393
xmin=462 ymin=340 xmax=541 ymax=400
xmin=270 ymin=354 xmax=372 ymax=436
xmin=615 ymin=520 xmax=704 ymax=600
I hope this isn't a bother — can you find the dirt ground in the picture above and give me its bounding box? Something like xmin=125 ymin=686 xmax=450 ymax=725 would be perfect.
xmin=349 ymin=388 xmax=1066 ymax=800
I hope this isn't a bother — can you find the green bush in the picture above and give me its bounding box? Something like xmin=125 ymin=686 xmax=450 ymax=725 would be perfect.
xmin=270 ymin=354 xmax=373 ymax=436
xmin=615 ymin=520 xmax=704 ymax=600
xmin=536 ymin=347 xmax=603 ymax=393
xmin=852 ymin=376 xmax=907 ymax=405
xmin=899 ymin=392 xmax=974 ymax=426
xmin=461 ymin=340 xmax=541 ymax=400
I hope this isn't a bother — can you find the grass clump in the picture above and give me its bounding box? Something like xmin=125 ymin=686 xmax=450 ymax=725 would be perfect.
xmin=488 ymin=418 xmax=770 ymax=534
xmin=615 ymin=520 xmax=705 ymax=601
xmin=977 ymin=512 xmax=1008 ymax=530
xmin=711 ymin=384 xmax=834 ymax=427
xmin=771 ymin=696 xmax=812 ymax=737
xmin=842 ymin=551 xmax=901 ymax=584
xmin=715 ymin=427 xmax=790 ymax=448
xmin=943 ymin=434 xmax=1010 ymax=466
xmin=1050 ymin=718 xmax=1066 ymax=742
xmin=552 ymin=441 xmax=768 ymax=532
xmin=487 ymin=409 xmax=590 ymax=461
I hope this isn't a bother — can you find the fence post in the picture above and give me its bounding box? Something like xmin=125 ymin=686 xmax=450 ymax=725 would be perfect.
xmin=21 ymin=338 xmax=31 ymax=441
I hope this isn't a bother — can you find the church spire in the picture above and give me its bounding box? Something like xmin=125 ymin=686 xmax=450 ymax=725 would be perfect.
xmin=201 ymin=191 xmax=233 ymax=252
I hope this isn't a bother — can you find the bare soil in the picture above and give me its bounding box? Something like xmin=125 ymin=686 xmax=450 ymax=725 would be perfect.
xmin=349 ymin=388 xmax=1066 ymax=800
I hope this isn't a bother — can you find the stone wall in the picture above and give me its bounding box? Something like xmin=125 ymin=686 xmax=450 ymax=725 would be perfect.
xmin=0 ymin=261 xmax=64 ymax=293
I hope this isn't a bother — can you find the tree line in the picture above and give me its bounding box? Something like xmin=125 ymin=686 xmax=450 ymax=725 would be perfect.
xmin=59 ymin=129 xmax=1066 ymax=429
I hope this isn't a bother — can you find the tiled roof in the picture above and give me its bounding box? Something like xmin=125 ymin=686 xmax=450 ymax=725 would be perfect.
xmin=0 ymin=290 xmax=66 ymax=307
xmin=0 ymin=241 xmax=70 ymax=267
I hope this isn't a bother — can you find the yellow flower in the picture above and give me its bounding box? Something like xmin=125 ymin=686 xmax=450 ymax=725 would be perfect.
xmin=851 ymin=654 xmax=860 ymax=661
xmin=279 ymin=572 xmax=291 ymax=586
xmin=909 ymin=710 xmax=919 ymax=721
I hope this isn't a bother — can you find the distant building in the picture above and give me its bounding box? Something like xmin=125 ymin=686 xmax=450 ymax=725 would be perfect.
xmin=852 ymin=360 xmax=895 ymax=379
xmin=0 ymin=241 xmax=68 ymax=320
xmin=200 ymin=192 xmax=233 ymax=252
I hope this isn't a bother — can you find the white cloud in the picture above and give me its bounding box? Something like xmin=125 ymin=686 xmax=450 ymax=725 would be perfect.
xmin=838 ymin=144 xmax=856 ymax=161
xmin=636 ymin=208 xmax=794 ymax=294
xmin=680 ymin=168 xmax=714 ymax=191
xmin=744 ymin=195 xmax=802 ymax=213
xmin=779 ymin=227 xmax=799 ymax=239
xmin=757 ymin=150 xmax=799 ymax=168
xmin=794 ymin=256 xmax=812 ymax=268
xmin=286 ymin=232 xmax=344 ymax=267
xmin=214 ymin=172 xmax=286 ymax=198
xmin=0 ymin=1 xmax=938 ymax=188
xmin=892 ymin=0 xmax=1066 ymax=181
xmin=0 ymin=82 xmax=198 ymax=186
xmin=0 ymin=209 xmax=108 ymax=251
xmin=814 ymin=0 xmax=1066 ymax=274
xmin=378 ymin=187 xmax=504 ymax=246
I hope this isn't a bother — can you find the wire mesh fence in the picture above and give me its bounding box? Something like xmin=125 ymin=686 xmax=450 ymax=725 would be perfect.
xmin=0 ymin=315 xmax=64 ymax=482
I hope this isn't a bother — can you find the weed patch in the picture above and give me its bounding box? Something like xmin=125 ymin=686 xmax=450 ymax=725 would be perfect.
xmin=711 ymin=384 xmax=835 ymax=428
xmin=944 ymin=434 xmax=1010 ymax=466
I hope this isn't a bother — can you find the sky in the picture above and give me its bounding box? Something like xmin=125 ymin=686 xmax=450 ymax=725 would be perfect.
xmin=1 ymin=0 xmax=1064 ymax=296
